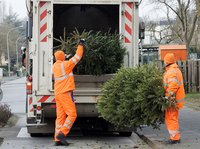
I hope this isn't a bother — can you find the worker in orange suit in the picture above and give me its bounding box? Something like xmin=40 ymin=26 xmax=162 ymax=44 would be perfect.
xmin=53 ymin=39 xmax=84 ymax=146
xmin=163 ymin=53 xmax=185 ymax=144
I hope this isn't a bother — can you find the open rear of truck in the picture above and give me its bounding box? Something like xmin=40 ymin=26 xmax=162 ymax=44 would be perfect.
xmin=26 ymin=0 xmax=139 ymax=136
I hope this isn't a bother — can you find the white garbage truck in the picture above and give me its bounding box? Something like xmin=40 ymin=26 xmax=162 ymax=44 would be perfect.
xmin=25 ymin=0 xmax=139 ymax=137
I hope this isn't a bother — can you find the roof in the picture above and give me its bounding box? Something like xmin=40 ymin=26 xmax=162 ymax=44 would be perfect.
xmin=159 ymin=45 xmax=187 ymax=50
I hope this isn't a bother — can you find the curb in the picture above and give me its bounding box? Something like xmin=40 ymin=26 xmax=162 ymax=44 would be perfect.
xmin=135 ymin=131 xmax=162 ymax=149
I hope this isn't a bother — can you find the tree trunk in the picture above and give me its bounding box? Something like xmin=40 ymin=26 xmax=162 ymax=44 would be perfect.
xmin=185 ymin=40 xmax=190 ymax=59
xmin=196 ymin=0 xmax=200 ymax=52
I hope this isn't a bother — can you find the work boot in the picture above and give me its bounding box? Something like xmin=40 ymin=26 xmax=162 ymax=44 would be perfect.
xmin=56 ymin=132 xmax=69 ymax=146
xmin=166 ymin=139 xmax=181 ymax=144
xmin=54 ymin=141 xmax=63 ymax=146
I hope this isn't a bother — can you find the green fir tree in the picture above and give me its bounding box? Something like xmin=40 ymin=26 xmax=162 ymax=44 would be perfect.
xmin=97 ymin=64 xmax=176 ymax=129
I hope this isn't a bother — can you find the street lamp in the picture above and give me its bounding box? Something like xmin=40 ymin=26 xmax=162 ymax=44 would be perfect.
xmin=7 ymin=25 xmax=23 ymax=76
xmin=16 ymin=36 xmax=25 ymax=70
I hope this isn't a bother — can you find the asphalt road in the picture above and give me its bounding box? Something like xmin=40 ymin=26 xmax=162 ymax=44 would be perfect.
xmin=0 ymin=77 xmax=150 ymax=149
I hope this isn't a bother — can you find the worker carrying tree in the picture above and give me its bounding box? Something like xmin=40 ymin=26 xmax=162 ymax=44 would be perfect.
xmin=53 ymin=39 xmax=84 ymax=146
xmin=163 ymin=53 xmax=185 ymax=144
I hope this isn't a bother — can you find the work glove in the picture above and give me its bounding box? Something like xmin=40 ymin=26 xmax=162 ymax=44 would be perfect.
xmin=163 ymin=96 xmax=175 ymax=101
xmin=65 ymin=54 xmax=72 ymax=59
xmin=163 ymin=96 xmax=169 ymax=100
xmin=79 ymin=39 xmax=85 ymax=45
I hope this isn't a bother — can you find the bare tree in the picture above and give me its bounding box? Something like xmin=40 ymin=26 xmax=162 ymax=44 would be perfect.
xmin=150 ymin=0 xmax=199 ymax=54
xmin=145 ymin=20 xmax=178 ymax=44
xmin=0 ymin=14 xmax=25 ymax=71
xmin=198 ymin=0 xmax=200 ymax=15
xmin=0 ymin=0 xmax=6 ymax=23
xmin=195 ymin=0 xmax=200 ymax=52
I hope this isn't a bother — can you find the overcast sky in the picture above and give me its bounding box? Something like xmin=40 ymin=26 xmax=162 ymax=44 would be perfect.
xmin=2 ymin=0 xmax=159 ymax=20
xmin=3 ymin=0 xmax=27 ymax=18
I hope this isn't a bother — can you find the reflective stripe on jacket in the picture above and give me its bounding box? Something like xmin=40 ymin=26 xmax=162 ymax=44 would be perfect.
xmin=163 ymin=63 xmax=185 ymax=108
xmin=53 ymin=45 xmax=83 ymax=95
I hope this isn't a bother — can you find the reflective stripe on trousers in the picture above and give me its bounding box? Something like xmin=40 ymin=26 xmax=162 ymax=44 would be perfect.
xmin=63 ymin=119 xmax=73 ymax=129
xmin=168 ymin=130 xmax=180 ymax=138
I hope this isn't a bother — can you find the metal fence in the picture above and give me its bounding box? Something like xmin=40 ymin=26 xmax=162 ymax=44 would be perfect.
xmin=157 ymin=60 xmax=200 ymax=93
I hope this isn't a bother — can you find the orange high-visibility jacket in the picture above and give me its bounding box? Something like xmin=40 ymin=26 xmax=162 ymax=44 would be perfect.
xmin=53 ymin=45 xmax=83 ymax=96
xmin=163 ymin=63 xmax=185 ymax=108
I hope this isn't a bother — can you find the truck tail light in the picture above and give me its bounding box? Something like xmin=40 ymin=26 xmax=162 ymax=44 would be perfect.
xmin=37 ymin=106 xmax=42 ymax=111
xmin=50 ymin=104 xmax=56 ymax=109
xmin=26 ymin=82 xmax=32 ymax=94
xmin=28 ymin=75 xmax=32 ymax=82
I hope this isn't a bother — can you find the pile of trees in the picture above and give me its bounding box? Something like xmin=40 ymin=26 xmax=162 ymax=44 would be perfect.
xmin=54 ymin=29 xmax=126 ymax=75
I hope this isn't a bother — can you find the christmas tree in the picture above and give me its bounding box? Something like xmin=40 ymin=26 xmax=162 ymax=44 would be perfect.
xmin=97 ymin=64 xmax=176 ymax=129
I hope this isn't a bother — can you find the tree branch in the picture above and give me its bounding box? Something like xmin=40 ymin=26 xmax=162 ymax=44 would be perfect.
xmin=177 ymin=0 xmax=186 ymax=31
xmin=188 ymin=14 xmax=198 ymax=45
xmin=185 ymin=0 xmax=191 ymax=13
xmin=184 ymin=6 xmax=188 ymax=42
xmin=158 ymin=0 xmax=184 ymax=24
xmin=166 ymin=7 xmax=183 ymax=42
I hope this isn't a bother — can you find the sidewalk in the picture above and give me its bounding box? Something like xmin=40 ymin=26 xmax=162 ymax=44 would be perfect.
xmin=137 ymin=107 xmax=200 ymax=149
xmin=1 ymin=75 xmax=21 ymax=84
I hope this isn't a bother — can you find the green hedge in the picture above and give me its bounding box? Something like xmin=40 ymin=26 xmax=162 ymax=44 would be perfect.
xmin=0 ymin=103 xmax=12 ymax=127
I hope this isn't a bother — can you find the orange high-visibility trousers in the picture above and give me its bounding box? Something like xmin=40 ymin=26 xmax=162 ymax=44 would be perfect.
xmin=165 ymin=108 xmax=180 ymax=140
xmin=54 ymin=92 xmax=77 ymax=141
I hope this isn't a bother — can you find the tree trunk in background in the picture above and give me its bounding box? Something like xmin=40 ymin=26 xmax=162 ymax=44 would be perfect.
xmin=197 ymin=0 xmax=200 ymax=52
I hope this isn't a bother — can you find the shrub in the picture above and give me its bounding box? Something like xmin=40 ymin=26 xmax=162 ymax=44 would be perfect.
xmin=54 ymin=29 xmax=126 ymax=75
xmin=0 ymin=103 xmax=12 ymax=127
xmin=97 ymin=64 xmax=176 ymax=129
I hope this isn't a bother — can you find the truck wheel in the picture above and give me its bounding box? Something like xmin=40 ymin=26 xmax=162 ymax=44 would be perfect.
xmin=119 ymin=132 xmax=132 ymax=137
xmin=30 ymin=133 xmax=42 ymax=137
